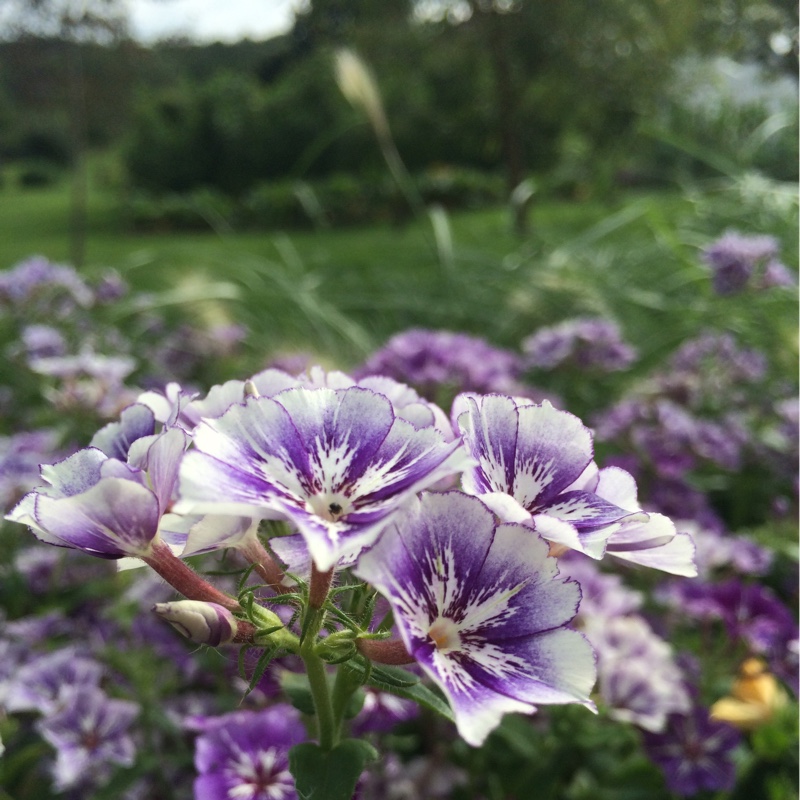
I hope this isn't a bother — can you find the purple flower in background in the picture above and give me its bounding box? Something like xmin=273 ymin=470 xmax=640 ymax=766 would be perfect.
xmin=193 ymin=705 xmax=305 ymax=800
xmin=355 ymin=491 xmax=596 ymax=747
xmin=0 ymin=255 xmax=94 ymax=310
xmin=176 ymin=386 xmax=469 ymax=571
xmin=455 ymin=394 xmax=641 ymax=558
xmin=0 ymin=429 xmax=62 ymax=510
xmin=761 ymin=258 xmax=796 ymax=289
xmin=37 ymin=685 xmax=139 ymax=791
xmin=702 ymin=231 xmax=780 ymax=295
xmin=19 ymin=324 xmax=67 ymax=359
xmin=356 ymin=328 xmax=523 ymax=398
xmin=351 ymin=688 xmax=419 ymax=736
xmin=643 ymin=706 xmax=740 ymax=796
xmin=559 ymin=556 xmax=643 ymax=620
xmin=522 ymin=317 xmax=637 ymax=372
xmin=585 ymin=615 xmax=691 ymax=731
xmin=4 ymin=647 xmax=104 ymax=714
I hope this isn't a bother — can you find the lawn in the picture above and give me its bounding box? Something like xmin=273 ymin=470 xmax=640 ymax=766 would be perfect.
xmin=6 ymin=166 xmax=794 ymax=374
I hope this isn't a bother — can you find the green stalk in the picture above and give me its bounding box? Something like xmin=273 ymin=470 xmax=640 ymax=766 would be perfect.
xmin=330 ymin=663 xmax=363 ymax=737
xmin=300 ymin=608 xmax=338 ymax=750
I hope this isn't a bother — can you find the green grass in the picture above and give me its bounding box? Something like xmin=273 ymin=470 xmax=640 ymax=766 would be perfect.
xmin=1 ymin=166 xmax=795 ymax=372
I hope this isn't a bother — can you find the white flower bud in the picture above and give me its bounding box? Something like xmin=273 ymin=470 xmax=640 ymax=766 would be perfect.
xmin=153 ymin=600 xmax=238 ymax=646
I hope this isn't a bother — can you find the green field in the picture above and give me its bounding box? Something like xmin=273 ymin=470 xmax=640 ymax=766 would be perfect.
xmin=1 ymin=167 xmax=796 ymax=374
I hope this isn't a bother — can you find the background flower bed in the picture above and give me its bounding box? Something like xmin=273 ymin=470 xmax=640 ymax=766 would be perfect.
xmin=0 ymin=167 xmax=796 ymax=798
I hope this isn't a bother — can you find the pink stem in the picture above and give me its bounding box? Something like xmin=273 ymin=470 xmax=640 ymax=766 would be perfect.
xmin=309 ymin=562 xmax=334 ymax=610
xmin=143 ymin=541 xmax=241 ymax=612
xmin=239 ymin=539 xmax=285 ymax=592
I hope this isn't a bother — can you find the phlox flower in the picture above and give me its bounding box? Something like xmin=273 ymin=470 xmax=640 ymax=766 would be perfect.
xmin=355 ymin=491 xmax=596 ymax=746
xmin=454 ymin=393 xmax=641 ymax=558
xmin=175 ymin=386 xmax=469 ymax=571
xmin=193 ymin=705 xmax=305 ymax=800
xmin=37 ymin=685 xmax=139 ymax=791
xmin=6 ymin=427 xmax=188 ymax=560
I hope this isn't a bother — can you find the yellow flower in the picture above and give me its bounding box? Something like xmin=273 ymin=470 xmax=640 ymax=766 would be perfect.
xmin=710 ymin=658 xmax=788 ymax=730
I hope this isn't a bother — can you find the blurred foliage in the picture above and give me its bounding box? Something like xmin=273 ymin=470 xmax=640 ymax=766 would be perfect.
xmin=0 ymin=0 xmax=796 ymax=208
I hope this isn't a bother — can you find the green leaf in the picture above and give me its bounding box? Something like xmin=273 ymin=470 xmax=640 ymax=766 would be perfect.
xmin=289 ymin=739 xmax=378 ymax=800
xmin=347 ymin=659 xmax=454 ymax=722
xmin=281 ymin=671 xmax=318 ymax=716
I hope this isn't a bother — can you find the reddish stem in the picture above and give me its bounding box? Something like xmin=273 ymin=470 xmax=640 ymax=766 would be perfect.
xmin=356 ymin=638 xmax=415 ymax=665
xmin=143 ymin=541 xmax=241 ymax=612
xmin=309 ymin=562 xmax=334 ymax=610
xmin=240 ymin=539 xmax=285 ymax=592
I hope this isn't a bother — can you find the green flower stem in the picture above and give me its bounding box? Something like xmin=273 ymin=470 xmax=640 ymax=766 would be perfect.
xmin=330 ymin=663 xmax=363 ymax=737
xmin=300 ymin=609 xmax=338 ymax=750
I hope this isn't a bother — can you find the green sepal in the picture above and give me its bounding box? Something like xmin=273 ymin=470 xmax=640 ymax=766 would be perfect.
xmin=289 ymin=739 xmax=378 ymax=800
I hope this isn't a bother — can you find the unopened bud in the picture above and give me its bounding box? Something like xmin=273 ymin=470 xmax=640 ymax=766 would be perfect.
xmin=153 ymin=600 xmax=239 ymax=646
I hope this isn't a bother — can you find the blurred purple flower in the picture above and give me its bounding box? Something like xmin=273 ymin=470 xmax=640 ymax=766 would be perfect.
xmin=761 ymin=259 xmax=796 ymax=289
xmin=19 ymin=324 xmax=67 ymax=359
xmin=0 ymin=256 xmax=94 ymax=310
xmin=192 ymin=705 xmax=305 ymax=800
xmin=4 ymin=647 xmax=104 ymax=714
xmin=522 ymin=317 xmax=637 ymax=372
xmin=702 ymin=231 xmax=780 ymax=295
xmin=0 ymin=429 xmax=62 ymax=510
xmin=356 ymin=328 xmax=523 ymax=398
xmin=584 ymin=615 xmax=691 ymax=732
xmin=643 ymin=706 xmax=740 ymax=796
xmin=351 ymin=688 xmax=419 ymax=736
xmin=37 ymin=685 xmax=139 ymax=791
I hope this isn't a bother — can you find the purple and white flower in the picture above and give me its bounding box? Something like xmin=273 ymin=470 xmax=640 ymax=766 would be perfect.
xmin=193 ymin=705 xmax=305 ymax=800
xmin=6 ymin=427 xmax=187 ymax=560
xmin=454 ymin=394 xmax=642 ymax=558
xmin=37 ymin=685 xmax=139 ymax=791
xmin=642 ymin=706 xmax=741 ymax=796
xmin=175 ymin=386 xmax=469 ymax=571
xmin=355 ymin=491 xmax=596 ymax=747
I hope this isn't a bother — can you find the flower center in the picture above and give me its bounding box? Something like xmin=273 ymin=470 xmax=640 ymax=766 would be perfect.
xmin=306 ymin=493 xmax=352 ymax=522
xmin=428 ymin=617 xmax=461 ymax=653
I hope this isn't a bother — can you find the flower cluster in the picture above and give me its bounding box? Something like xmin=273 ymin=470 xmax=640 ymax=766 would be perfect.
xmin=6 ymin=361 xmax=700 ymax=769
xmin=594 ymin=331 xmax=796 ymax=530
xmin=702 ymin=231 xmax=795 ymax=295
xmin=522 ymin=317 xmax=637 ymax=373
xmin=3 ymin=310 xmax=795 ymax=798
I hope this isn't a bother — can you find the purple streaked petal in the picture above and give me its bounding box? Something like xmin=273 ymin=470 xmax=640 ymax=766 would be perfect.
xmin=272 ymin=386 xmax=395 ymax=490
xmin=543 ymin=490 xmax=641 ymax=530
xmin=605 ymin=514 xmax=697 ymax=577
xmin=609 ymin=531 xmax=697 ymax=576
xmin=178 ymin=387 xmax=469 ymax=571
xmin=128 ymin=428 xmax=188 ymax=515
xmin=457 ymin=395 xmax=594 ymax=511
xmin=90 ymin=404 xmax=157 ymax=460
xmin=532 ymin=513 xmax=608 ymax=559
xmin=39 ymin=448 xmax=108 ymax=497
xmin=35 ymin=478 xmax=161 ymax=558
xmin=352 ymin=419 xmax=470 ymax=503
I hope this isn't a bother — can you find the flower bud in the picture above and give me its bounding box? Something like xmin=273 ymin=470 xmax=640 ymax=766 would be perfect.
xmin=153 ymin=600 xmax=239 ymax=646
